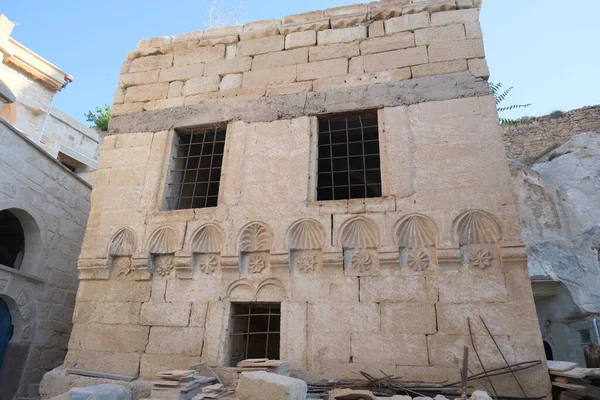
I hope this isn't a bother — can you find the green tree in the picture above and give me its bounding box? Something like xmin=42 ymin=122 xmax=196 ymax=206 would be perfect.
xmin=85 ymin=105 xmax=111 ymax=132
xmin=489 ymin=82 xmax=530 ymax=125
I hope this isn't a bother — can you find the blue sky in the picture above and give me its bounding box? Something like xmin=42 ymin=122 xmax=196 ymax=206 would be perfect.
xmin=4 ymin=0 xmax=599 ymax=124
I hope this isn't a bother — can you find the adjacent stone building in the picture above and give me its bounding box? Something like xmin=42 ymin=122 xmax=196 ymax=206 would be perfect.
xmin=62 ymin=0 xmax=550 ymax=398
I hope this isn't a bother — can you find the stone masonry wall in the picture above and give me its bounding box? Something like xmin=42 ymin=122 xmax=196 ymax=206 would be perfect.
xmin=63 ymin=1 xmax=551 ymax=398
xmin=502 ymin=105 xmax=600 ymax=163
xmin=0 ymin=119 xmax=91 ymax=398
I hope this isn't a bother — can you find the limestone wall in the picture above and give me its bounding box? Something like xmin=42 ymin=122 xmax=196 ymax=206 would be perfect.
xmin=0 ymin=119 xmax=91 ymax=399
xmin=502 ymin=105 xmax=600 ymax=163
xmin=65 ymin=1 xmax=550 ymax=398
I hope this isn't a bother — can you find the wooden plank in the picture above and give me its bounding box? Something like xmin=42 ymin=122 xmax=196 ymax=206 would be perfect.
xmin=547 ymin=361 xmax=579 ymax=372
xmin=66 ymin=368 xmax=136 ymax=382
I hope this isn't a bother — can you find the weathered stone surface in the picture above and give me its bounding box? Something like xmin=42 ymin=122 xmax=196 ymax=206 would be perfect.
xmin=237 ymin=35 xmax=285 ymax=56
xmin=296 ymin=58 xmax=347 ymax=80
xmin=181 ymin=75 xmax=220 ymax=95
xmin=465 ymin=21 xmax=483 ymax=39
xmin=351 ymin=333 xmax=428 ymax=365
xmin=242 ymin=65 xmax=297 ymax=88
xmin=415 ymin=24 xmax=466 ymax=46
xmin=308 ymin=43 xmax=359 ymax=62
xmin=144 ymin=97 xmax=185 ymax=111
xmin=431 ymin=9 xmax=479 ymax=26
xmin=385 ymin=12 xmax=429 ymax=34
xmin=411 ymin=59 xmax=467 ymax=78
xmin=368 ymin=20 xmax=385 ymax=38
xmin=236 ymin=371 xmax=307 ymax=400
xmin=363 ymin=46 xmax=427 ymax=72
xmin=128 ymin=54 xmax=173 ymax=72
xmin=124 ymin=82 xmax=169 ymax=102
xmin=219 ymin=74 xmax=243 ymax=90
xmin=69 ymin=324 xmax=149 ymax=353
xmin=159 ymin=64 xmax=205 ymax=82
xmin=120 ymin=70 xmax=160 ymax=86
xmin=285 ymin=30 xmax=316 ymax=50
xmin=140 ymin=354 xmax=200 ymax=379
xmin=73 ymin=302 xmax=141 ymax=325
xmin=468 ymin=58 xmax=489 ymax=78
xmin=173 ymin=45 xmax=225 ymax=66
xmin=359 ymin=32 xmax=415 ymax=55
xmin=68 ymin=384 xmax=132 ymax=400
xmin=252 ymin=48 xmax=308 ymax=69
xmin=205 ymin=57 xmax=253 ymax=75
xmin=146 ymin=327 xmax=204 ymax=355
xmin=428 ymin=38 xmax=485 ymax=62
xmin=139 ymin=302 xmax=191 ymax=326
xmin=317 ymin=26 xmax=367 ymax=45
xmin=381 ymin=303 xmax=436 ymax=334
xmin=266 ymin=81 xmax=313 ymax=96
xmin=312 ymin=68 xmax=411 ymax=91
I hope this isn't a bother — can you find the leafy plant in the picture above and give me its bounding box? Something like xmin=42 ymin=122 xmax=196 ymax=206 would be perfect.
xmin=548 ymin=110 xmax=566 ymax=119
xmin=85 ymin=105 xmax=111 ymax=132
xmin=489 ymin=82 xmax=531 ymax=125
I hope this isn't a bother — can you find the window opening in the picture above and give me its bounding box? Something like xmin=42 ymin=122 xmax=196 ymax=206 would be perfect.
xmin=230 ymin=303 xmax=281 ymax=366
xmin=0 ymin=210 xmax=24 ymax=269
xmin=166 ymin=126 xmax=226 ymax=210
xmin=316 ymin=110 xmax=382 ymax=201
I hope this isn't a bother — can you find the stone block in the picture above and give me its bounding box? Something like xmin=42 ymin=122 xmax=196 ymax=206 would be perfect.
xmin=239 ymin=27 xmax=280 ymax=41
xmin=427 ymin=334 xmax=516 ymax=368
xmin=363 ymin=46 xmax=428 ymax=72
xmin=431 ymin=9 xmax=479 ymax=26
xmin=144 ymin=97 xmax=185 ymax=111
xmin=184 ymin=87 xmax=265 ymax=105
xmin=428 ymin=38 xmax=485 ymax=62
xmin=124 ymin=82 xmax=169 ymax=102
xmin=317 ymin=26 xmax=367 ymax=45
xmin=266 ymin=81 xmax=313 ymax=96
xmin=168 ymin=81 xmax=183 ymax=98
xmin=325 ymin=4 xmax=368 ymax=17
xmin=360 ymin=275 xmax=428 ymax=303
xmin=381 ymin=303 xmax=436 ymax=334
xmin=138 ymin=36 xmax=171 ymax=50
xmin=220 ymin=74 xmax=243 ymax=90
xmin=242 ymin=65 xmax=297 ymax=88
xmin=236 ymin=372 xmax=307 ymax=400
xmin=205 ymin=57 xmax=253 ymax=76
xmin=252 ymin=48 xmax=308 ymax=69
xmin=114 ymin=131 xmax=153 ymax=148
xmin=128 ymin=54 xmax=173 ymax=73
xmin=68 ymin=384 xmax=132 ymax=400
xmin=173 ymin=45 xmax=225 ymax=66
xmin=308 ymin=43 xmax=359 ymax=62
xmin=385 ymin=12 xmax=429 ymax=34
xmin=64 ymin=350 xmax=141 ymax=377
xmin=120 ymin=70 xmax=160 ymax=86
xmin=182 ymin=75 xmax=221 ymax=95
xmin=140 ymin=354 xmax=200 ymax=379
xmin=237 ymin=35 xmax=285 ymax=56
xmin=349 ymin=56 xmax=363 ymax=73
xmin=465 ymin=21 xmax=483 ymax=39
xmin=368 ymin=20 xmax=385 ymax=38
xmin=312 ymin=68 xmax=411 ymax=91
xmin=140 ymin=302 xmax=191 ymax=326
xmin=146 ymin=327 xmax=204 ymax=355
xmin=73 ymin=301 xmax=141 ymax=325
xmin=296 ymin=58 xmax=348 ymax=81
xmin=111 ymin=102 xmax=145 ymax=117
xmin=189 ymin=302 xmax=208 ymax=327
xmin=415 ymin=24 xmax=466 ymax=46
xmin=411 ymin=59 xmax=467 ymax=78
xmin=468 ymin=58 xmax=489 ymax=78
xmin=285 ymin=30 xmax=316 ymax=49
xmin=69 ymin=324 xmax=149 ymax=353
xmin=438 ymin=273 xmax=508 ymax=303
xmin=113 ymin=88 xmax=125 ymax=104
xmin=359 ymin=32 xmax=415 ymax=55
xmin=76 ymin=281 xmax=151 ymax=303
xmin=283 ymin=10 xmax=325 ymax=24
xmin=159 ymin=64 xmax=205 ymax=82
xmin=351 ymin=333 xmax=428 ymax=366
xmin=308 ymin=302 xmax=379 ymax=334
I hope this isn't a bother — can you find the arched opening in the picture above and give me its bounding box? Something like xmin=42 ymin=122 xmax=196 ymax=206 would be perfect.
xmin=544 ymin=340 xmax=554 ymax=361
xmin=0 ymin=210 xmax=25 ymax=269
xmin=0 ymin=297 xmax=14 ymax=368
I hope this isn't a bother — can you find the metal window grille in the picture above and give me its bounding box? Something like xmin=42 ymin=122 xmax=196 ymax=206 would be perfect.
xmin=230 ymin=303 xmax=281 ymax=363
xmin=580 ymin=329 xmax=592 ymax=345
xmin=167 ymin=127 xmax=226 ymax=210
xmin=316 ymin=110 xmax=382 ymax=201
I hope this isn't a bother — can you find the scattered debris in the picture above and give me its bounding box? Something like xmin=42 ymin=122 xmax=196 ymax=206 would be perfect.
xmin=151 ymin=370 xmax=224 ymax=400
xmin=548 ymin=360 xmax=600 ymax=399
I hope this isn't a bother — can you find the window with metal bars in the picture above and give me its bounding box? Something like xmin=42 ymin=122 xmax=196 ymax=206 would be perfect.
xmin=166 ymin=127 xmax=226 ymax=210
xmin=229 ymin=303 xmax=281 ymax=366
xmin=316 ymin=110 xmax=382 ymax=201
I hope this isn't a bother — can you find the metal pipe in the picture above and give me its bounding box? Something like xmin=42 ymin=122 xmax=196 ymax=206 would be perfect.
xmin=593 ymin=318 xmax=600 ymax=343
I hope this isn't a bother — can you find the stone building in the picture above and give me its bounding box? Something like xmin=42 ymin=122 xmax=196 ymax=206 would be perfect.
xmin=0 ymin=119 xmax=91 ymax=399
xmin=0 ymin=14 xmax=101 ymax=182
xmin=62 ymin=0 xmax=550 ymax=398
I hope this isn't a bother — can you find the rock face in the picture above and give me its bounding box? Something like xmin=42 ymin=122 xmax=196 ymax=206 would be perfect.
xmin=511 ymin=132 xmax=600 ymax=363
xmin=236 ymin=371 xmax=307 ymax=400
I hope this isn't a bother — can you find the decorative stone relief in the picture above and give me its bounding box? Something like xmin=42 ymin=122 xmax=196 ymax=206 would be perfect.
xmin=22 ymin=325 xmax=32 ymax=340
xmin=396 ymin=214 xmax=439 ymax=272
xmin=454 ymin=210 xmax=502 ymax=269
xmin=188 ymin=224 xmax=223 ymax=278
xmin=226 ymin=278 xmax=287 ymax=302
xmin=340 ymin=217 xmax=379 ymax=276
xmin=0 ymin=279 xmax=7 ymax=292
xmin=154 ymin=255 xmax=175 ymax=277
xmin=107 ymin=227 xmax=136 ymax=279
xmin=147 ymin=226 xmax=179 ymax=279
xmin=114 ymin=256 xmax=133 ymax=277
xmin=288 ymin=219 xmax=324 ymax=274
xmin=239 ymin=222 xmax=271 ymax=277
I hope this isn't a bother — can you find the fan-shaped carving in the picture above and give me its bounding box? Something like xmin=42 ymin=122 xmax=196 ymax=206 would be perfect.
xmin=191 ymin=224 xmax=223 ymax=253
xmin=239 ymin=223 xmax=271 ymax=252
xmin=108 ymin=228 xmax=136 ymax=256
xmin=288 ymin=219 xmax=324 ymax=250
xmin=396 ymin=214 xmax=438 ymax=249
xmin=340 ymin=217 xmax=379 ymax=249
xmin=455 ymin=210 xmax=501 ymax=245
xmin=225 ymin=279 xmax=254 ymax=298
xmin=148 ymin=226 xmax=178 ymax=254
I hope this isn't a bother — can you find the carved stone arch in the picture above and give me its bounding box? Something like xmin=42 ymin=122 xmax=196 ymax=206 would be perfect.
xmin=287 ymin=219 xmax=324 ymax=274
xmin=225 ymin=279 xmax=255 ymax=301
xmin=107 ymin=227 xmax=136 ymax=279
xmin=0 ymin=281 xmax=37 ymax=343
xmin=238 ymin=222 xmax=271 ymax=277
xmin=239 ymin=222 xmax=271 ymax=253
xmin=339 ymin=217 xmax=380 ymax=276
xmin=190 ymin=224 xmax=224 ymax=277
xmin=147 ymin=226 xmax=179 ymax=278
xmin=395 ymin=214 xmax=439 ymax=272
xmin=340 ymin=217 xmax=379 ymax=249
xmin=453 ymin=210 xmax=502 ymax=269
xmin=256 ymin=278 xmax=286 ymax=302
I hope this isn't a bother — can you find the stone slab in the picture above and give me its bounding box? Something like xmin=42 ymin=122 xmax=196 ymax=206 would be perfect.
xmin=235 ymin=371 xmax=307 ymax=400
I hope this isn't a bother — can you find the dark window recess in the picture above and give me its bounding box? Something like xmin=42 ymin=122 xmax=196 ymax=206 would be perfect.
xmin=0 ymin=210 xmax=25 ymax=269
xmin=166 ymin=127 xmax=226 ymax=210
xmin=316 ymin=110 xmax=382 ymax=201
xmin=229 ymin=303 xmax=280 ymax=366
xmin=580 ymin=329 xmax=592 ymax=345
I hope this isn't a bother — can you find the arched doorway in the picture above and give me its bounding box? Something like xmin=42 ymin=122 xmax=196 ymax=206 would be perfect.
xmin=0 ymin=210 xmax=25 ymax=269
xmin=0 ymin=298 xmax=13 ymax=368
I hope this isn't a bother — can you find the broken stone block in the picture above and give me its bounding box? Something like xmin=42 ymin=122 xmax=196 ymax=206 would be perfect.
xmin=68 ymin=384 xmax=132 ymax=400
xmin=236 ymin=371 xmax=307 ymax=400
xmin=471 ymin=391 xmax=493 ymax=400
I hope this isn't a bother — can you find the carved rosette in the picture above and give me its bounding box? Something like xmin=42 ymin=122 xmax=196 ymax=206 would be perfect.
xmin=454 ymin=210 xmax=502 ymax=269
xmin=340 ymin=217 xmax=380 ymax=276
xmin=469 ymin=248 xmax=494 ymax=269
xmin=351 ymin=251 xmax=373 ymax=273
xmin=297 ymin=254 xmax=318 ymax=273
xmin=107 ymin=227 xmax=136 ymax=280
xmin=198 ymin=254 xmax=219 ymax=274
xmin=189 ymin=224 xmax=223 ymax=278
xmin=407 ymin=249 xmax=430 ymax=271
xmin=114 ymin=256 xmax=133 ymax=277
xmin=239 ymin=222 xmax=272 ymax=277
xmin=396 ymin=214 xmax=438 ymax=273
xmin=288 ymin=219 xmax=324 ymax=274
xmin=155 ymin=255 xmax=175 ymax=277
xmin=247 ymin=254 xmax=266 ymax=274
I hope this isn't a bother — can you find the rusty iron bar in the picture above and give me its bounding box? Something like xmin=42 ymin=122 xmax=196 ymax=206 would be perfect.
xmin=461 ymin=346 xmax=469 ymax=400
xmin=480 ymin=316 xmax=528 ymax=398
xmin=468 ymin=317 xmax=499 ymax=397
xmin=445 ymin=360 xmax=541 ymax=386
